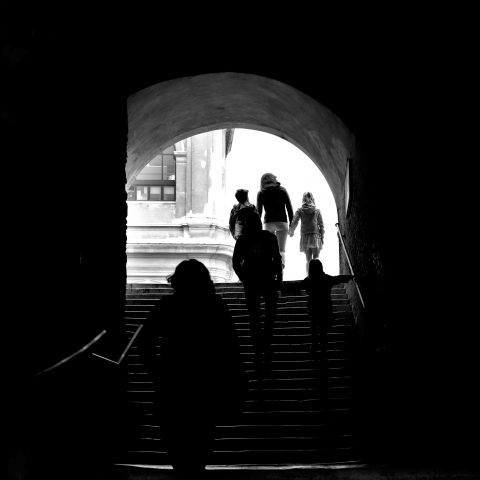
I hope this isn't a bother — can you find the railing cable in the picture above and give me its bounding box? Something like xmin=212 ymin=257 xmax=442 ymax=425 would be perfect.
xmin=335 ymin=223 xmax=366 ymax=309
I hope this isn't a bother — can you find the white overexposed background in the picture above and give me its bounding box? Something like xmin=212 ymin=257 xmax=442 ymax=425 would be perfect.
xmin=226 ymin=129 xmax=339 ymax=280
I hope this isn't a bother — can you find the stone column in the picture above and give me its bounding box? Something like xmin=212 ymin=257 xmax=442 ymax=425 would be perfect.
xmin=174 ymin=149 xmax=187 ymax=218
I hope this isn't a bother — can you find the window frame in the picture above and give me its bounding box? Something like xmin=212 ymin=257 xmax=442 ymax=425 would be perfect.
xmin=127 ymin=152 xmax=176 ymax=202
xmin=127 ymin=182 xmax=176 ymax=202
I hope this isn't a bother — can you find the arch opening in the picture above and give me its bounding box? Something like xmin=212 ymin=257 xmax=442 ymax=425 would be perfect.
xmin=127 ymin=73 xmax=356 ymax=209
xmin=127 ymin=73 xmax=356 ymax=282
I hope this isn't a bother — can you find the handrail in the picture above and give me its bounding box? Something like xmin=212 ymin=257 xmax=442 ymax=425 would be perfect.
xmin=35 ymin=329 xmax=107 ymax=376
xmin=91 ymin=324 xmax=143 ymax=365
xmin=335 ymin=223 xmax=365 ymax=309
xmin=34 ymin=323 xmax=144 ymax=376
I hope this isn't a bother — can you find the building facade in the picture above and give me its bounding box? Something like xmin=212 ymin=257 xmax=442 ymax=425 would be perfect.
xmin=126 ymin=129 xmax=236 ymax=283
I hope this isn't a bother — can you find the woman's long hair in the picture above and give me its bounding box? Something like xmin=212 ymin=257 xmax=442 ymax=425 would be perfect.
xmin=260 ymin=173 xmax=279 ymax=190
xmin=302 ymin=191 xmax=316 ymax=206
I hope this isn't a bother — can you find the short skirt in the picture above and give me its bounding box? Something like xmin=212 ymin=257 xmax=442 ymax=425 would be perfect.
xmin=300 ymin=233 xmax=323 ymax=252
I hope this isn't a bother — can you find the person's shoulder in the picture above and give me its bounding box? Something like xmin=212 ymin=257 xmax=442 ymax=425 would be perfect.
xmin=240 ymin=204 xmax=256 ymax=213
xmin=212 ymin=293 xmax=228 ymax=308
xmin=235 ymin=233 xmax=248 ymax=242
xmin=151 ymin=294 xmax=175 ymax=318
xmin=233 ymin=234 xmax=248 ymax=249
xmin=210 ymin=294 xmax=231 ymax=318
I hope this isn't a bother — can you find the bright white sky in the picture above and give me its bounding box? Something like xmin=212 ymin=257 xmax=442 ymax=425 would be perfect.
xmin=226 ymin=128 xmax=339 ymax=280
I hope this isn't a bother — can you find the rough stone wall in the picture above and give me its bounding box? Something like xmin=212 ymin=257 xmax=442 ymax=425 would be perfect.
xmin=6 ymin=17 xmax=479 ymax=475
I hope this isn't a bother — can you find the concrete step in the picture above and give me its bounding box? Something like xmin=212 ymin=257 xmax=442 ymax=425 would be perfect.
xmin=119 ymin=280 xmax=359 ymax=467
xmin=121 ymin=447 xmax=361 ymax=468
xmin=126 ymin=283 xmax=347 ymax=295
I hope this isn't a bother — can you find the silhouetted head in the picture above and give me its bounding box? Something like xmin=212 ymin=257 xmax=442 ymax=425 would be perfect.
xmin=260 ymin=173 xmax=279 ymax=190
xmin=302 ymin=191 xmax=315 ymax=206
xmin=244 ymin=208 xmax=263 ymax=234
xmin=167 ymin=259 xmax=215 ymax=295
xmin=235 ymin=188 xmax=249 ymax=203
xmin=308 ymin=259 xmax=324 ymax=278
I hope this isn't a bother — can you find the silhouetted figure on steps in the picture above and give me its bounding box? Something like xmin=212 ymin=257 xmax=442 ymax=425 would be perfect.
xmin=256 ymin=172 xmax=294 ymax=269
xmin=301 ymin=259 xmax=354 ymax=374
xmin=140 ymin=259 xmax=245 ymax=478
xmin=232 ymin=210 xmax=283 ymax=371
xmin=229 ymin=188 xmax=259 ymax=240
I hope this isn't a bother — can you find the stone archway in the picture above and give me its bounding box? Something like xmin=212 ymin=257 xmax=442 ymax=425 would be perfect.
xmin=127 ymin=72 xmax=356 ymax=216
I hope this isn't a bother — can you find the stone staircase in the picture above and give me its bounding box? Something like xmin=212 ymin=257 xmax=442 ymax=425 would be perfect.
xmin=117 ymin=281 xmax=362 ymax=467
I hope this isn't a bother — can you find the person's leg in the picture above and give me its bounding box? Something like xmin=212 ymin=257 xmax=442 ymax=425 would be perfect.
xmin=308 ymin=302 xmax=320 ymax=352
xmin=274 ymin=222 xmax=289 ymax=268
xmin=312 ymin=246 xmax=320 ymax=260
xmin=310 ymin=320 xmax=319 ymax=354
xmin=305 ymin=248 xmax=313 ymax=274
xmin=318 ymin=314 xmax=329 ymax=376
xmin=262 ymin=283 xmax=279 ymax=365
xmin=243 ymin=282 xmax=263 ymax=365
xmin=167 ymin=417 xmax=212 ymax=478
xmin=263 ymin=222 xmax=276 ymax=233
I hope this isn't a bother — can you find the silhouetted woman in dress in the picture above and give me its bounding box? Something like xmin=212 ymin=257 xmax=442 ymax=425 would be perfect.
xmin=289 ymin=191 xmax=325 ymax=274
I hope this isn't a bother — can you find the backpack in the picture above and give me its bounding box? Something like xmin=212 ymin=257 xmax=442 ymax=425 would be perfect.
xmin=234 ymin=205 xmax=258 ymax=237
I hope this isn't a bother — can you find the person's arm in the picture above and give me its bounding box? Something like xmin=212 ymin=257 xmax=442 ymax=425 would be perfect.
xmin=284 ymin=188 xmax=294 ymax=224
xmin=229 ymin=207 xmax=236 ymax=237
xmin=316 ymin=209 xmax=325 ymax=242
xmin=256 ymin=191 xmax=263 ymax=220
xmin=331 ymin=274 xmax=354 ymax=285
xmin=289 ymin=209 xmax=300 ymax=236
xmin=271 ymin=234 xmax=283 ymax=284
xmin=232 ymin=238 xmax=245 ymax=281
xmin=300 ymin=276 xmax=312 ymax=295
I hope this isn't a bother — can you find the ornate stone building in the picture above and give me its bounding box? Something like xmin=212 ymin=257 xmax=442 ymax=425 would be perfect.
xmin=126 ymin=129 xmax=235 ymax=283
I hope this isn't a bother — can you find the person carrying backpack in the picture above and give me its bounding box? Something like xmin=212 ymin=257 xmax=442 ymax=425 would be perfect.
xmin=229 ymin=189 xmax=259 ymax=240
xmin=232 ymin=210 xmax=283 ymax=370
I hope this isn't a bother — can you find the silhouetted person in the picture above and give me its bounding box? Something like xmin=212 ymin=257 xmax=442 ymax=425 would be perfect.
xmin=139 ymin=259 xmax=245 ymax=477
xmin=256 ymin=172 xmax=294 ymax=269
xmin=289 ymin=191 xmax=325 ymax=274
xmin=229 ymin=188 xmax=259 ymax=240
xmin=232 ymin=210 xmax=283 ymax=369
xmin=301 ymin=259 xmax=353 ymax=366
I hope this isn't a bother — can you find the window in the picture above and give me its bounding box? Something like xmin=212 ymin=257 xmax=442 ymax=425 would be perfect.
xmin=128 ymin=147 xmax=176 ymax=201
xmin=127 ymin=185 xmax=176 ymax=201
xmin=149 ymin=186 xmax=162 ymax=201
